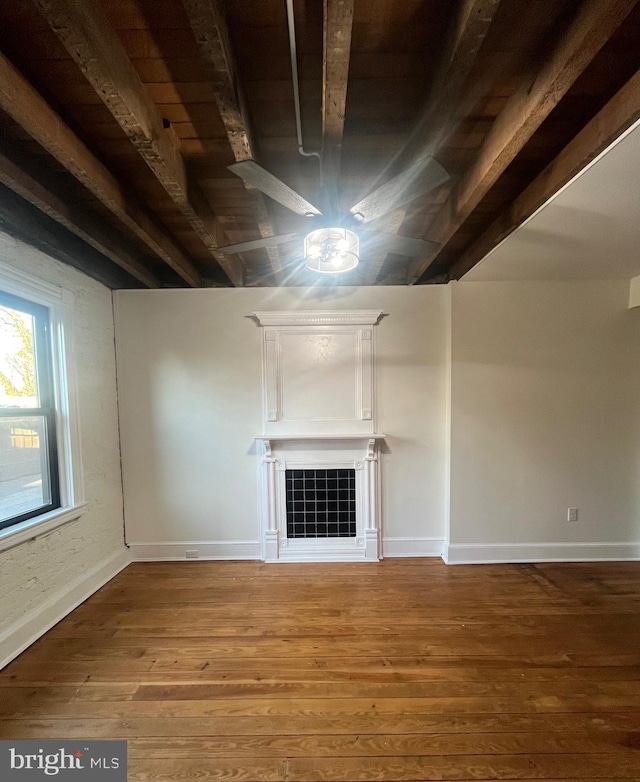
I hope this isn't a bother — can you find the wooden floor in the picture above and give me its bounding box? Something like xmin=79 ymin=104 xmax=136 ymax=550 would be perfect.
xmin=1 ymin=559 xmax=640 ymax=781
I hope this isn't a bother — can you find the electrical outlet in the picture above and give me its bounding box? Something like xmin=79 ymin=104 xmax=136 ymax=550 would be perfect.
xmin=567 ymin=507 xmax=578 ymax=522
xmin=185 ymin=549 xmax=199 ymax=559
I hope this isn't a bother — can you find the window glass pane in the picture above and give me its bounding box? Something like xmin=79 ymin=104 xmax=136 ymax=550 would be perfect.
xmin=0 ymin=416 xmax=51 ymax=523
xmin=0 ymin=305 xmax=39 ymax=408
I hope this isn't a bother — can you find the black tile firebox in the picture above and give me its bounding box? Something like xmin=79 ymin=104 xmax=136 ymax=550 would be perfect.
xmin=285 ymin=469 xmax=356 ymax=538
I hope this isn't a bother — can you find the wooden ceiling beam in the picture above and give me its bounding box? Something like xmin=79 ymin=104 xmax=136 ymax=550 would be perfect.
xmin=0 ymin=50 xmax=202 ymax=287
xmin=411 ymin=0 xmax=640 ymax=282
xmin=181 ymin=0 xmax=283 ymax=280
xmin=402 ymin=0 xmax=502 ymax=166
xmin=363 ymin=0 xmax=500 ymax=283
xmin=33 ymin=0 xmax=242 ymax=286
xmin=0 ymin=145 xmax=160 ymax=288
xmin=451 ymin=66 xmax=640 ymax=279
xmin=322 ymin=0 xmax=355 ymax=189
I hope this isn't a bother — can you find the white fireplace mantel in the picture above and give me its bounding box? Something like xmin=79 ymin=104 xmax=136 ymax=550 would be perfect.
xmin=255 ymin=433 xmax=386 ymax=563
xmin=252 ymin=310 xmax=386 ymax=562
xmin=256 ymin=433 xmax=385 ymax=452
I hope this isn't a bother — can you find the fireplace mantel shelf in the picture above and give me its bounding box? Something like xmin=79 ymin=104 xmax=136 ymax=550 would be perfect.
xmin=255 ymin=434 xmax=386 ymax=442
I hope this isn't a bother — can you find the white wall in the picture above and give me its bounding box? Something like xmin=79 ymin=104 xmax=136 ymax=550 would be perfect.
xmin=0 ymin=232 xmax=129 ymax=666
xmin=447 ymin=280 xmax=640 ymax=562
xmin=115 ymin=286 xmax=449 ymax=558
xmin=115 ymin=278 xmax=640 ymax=565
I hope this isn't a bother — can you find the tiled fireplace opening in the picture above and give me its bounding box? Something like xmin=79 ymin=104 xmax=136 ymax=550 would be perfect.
xmin=285 ymin=469 xmax=356 ymax=538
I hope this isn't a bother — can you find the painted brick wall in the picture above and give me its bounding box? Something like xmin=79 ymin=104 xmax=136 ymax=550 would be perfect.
xmin=0 ymin=231 xmax=126 ymax=629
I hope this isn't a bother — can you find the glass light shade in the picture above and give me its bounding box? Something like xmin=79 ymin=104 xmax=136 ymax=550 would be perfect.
xmin=304 ymin=227 xmax=359 ymax=273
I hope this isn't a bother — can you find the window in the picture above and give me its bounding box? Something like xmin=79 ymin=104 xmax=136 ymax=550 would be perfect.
xmin=0 ymin=291 xmax=60 ymax=529
xmin=0 ymin=260 xmax=85 ymax=550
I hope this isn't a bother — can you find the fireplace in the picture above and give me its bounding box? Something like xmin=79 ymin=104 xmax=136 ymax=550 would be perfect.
xmin=285 ymin=469 xmax=356 ymax=539
xmin=256 ymin=434 xmax=384 ymax=562
xmin=252 ymin=310 xmax=385 ymax=562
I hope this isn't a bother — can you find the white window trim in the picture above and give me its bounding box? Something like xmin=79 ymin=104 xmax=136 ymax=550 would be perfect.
xmin=0 ymin=259 xmax=86 ymax=553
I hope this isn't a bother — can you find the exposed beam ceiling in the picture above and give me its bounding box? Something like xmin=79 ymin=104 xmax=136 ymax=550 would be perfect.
xmin=181 ymin=0 xmax=283 ymax=281
xmin=32 ymin=0 xmax=242 ymax=286
xmin=465 ymin=119 xmax=640 ymax=281
xmin=0 ymin=145 xmax=160 ymax=288
xmin=412 ymin=0 xmax=640 ymax=282
xmin=452 ymin=65 xmax=640 ymax=279
xmin=0 ymin=0 xmax=637 ymax=289
xmin=0 ymin=184 xmax=145 ymax=289
xmin=397 ymin=0 xmax=502 ymax=169
xmin=359 ymin=0 xmax=500 ymax=284
xmin=0 ymin=50 xmax=202 ymax=287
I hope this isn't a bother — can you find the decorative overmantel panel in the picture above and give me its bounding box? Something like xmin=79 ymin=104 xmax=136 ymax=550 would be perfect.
xmin=252 ymin=311 xmax=385 ymax=562
xmin=253 ymin=310 xmax=383 ymax=435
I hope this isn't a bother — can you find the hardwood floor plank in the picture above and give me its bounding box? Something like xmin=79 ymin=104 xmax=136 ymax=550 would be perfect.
xmin=4 ymin=695 xmax=628 ymax=719
xmin=1 ymin=559 xmax=639 ymax=781
xmin=43 ymin=610 xmax=640 ymax=639
xmin=0 ymin=684 xmax=138 ymax=704
xmin=3 ymin=664 xmax=640 ymax=687
xmin=20 ymin=637 xmax=640 ymax=662
xmin=125 ymin=731 xmax=640 ymax=757
xmin=2 ymin=712 xmax=639 ymax=738
xmin=128 ymin=757 xmax=285 ymax=781
xmin=127 ymin=679 xmax=640 ymax=701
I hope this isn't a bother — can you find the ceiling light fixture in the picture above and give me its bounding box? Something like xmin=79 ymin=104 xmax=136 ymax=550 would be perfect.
xmin=304 ymin=227 xmax=359 ymax=274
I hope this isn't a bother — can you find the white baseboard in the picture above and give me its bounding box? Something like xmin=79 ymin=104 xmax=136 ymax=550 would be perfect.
xmin=131 ymin=539 xmax=446 ymax=561
xmin=128 ymin=541 xmax=261 ymax=561
xmin=382 ymin=537 xmax=444 ymax=558
xmin=0 ymin=547 xmax=131 ymax=670
xmin=443 ymin=541 xmax=640 ymax=564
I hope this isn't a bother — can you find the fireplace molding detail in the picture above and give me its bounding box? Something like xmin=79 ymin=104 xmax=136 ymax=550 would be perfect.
xmin=252 ymin=310 xmax=386 ymax=562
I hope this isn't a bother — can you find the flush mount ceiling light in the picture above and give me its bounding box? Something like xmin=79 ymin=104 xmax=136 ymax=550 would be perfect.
xmin=304 ymin=227 xmax=359 ymax=274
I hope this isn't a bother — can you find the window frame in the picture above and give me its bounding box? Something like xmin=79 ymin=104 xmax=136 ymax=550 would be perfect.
xmin=0 ymin=260 xmax=86 ymax=552
xmin=0 ymin=290 xmax=61 ymax=529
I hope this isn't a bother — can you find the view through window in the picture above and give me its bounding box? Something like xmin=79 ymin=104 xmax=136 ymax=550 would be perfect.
xmin=0 ymin=291 xmax=59 ymax=529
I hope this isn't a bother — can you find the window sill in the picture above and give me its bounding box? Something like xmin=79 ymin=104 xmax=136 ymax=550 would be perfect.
xmin=0 ymin=503 xmax=88 ymax=553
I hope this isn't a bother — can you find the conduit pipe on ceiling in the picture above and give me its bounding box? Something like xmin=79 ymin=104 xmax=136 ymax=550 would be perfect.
xmin=285 ymin=0 xmax=322 ymax=164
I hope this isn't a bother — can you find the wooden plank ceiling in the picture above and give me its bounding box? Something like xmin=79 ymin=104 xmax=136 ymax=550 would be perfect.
xmin=0 ymin=0 xmax=639 ymax=289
